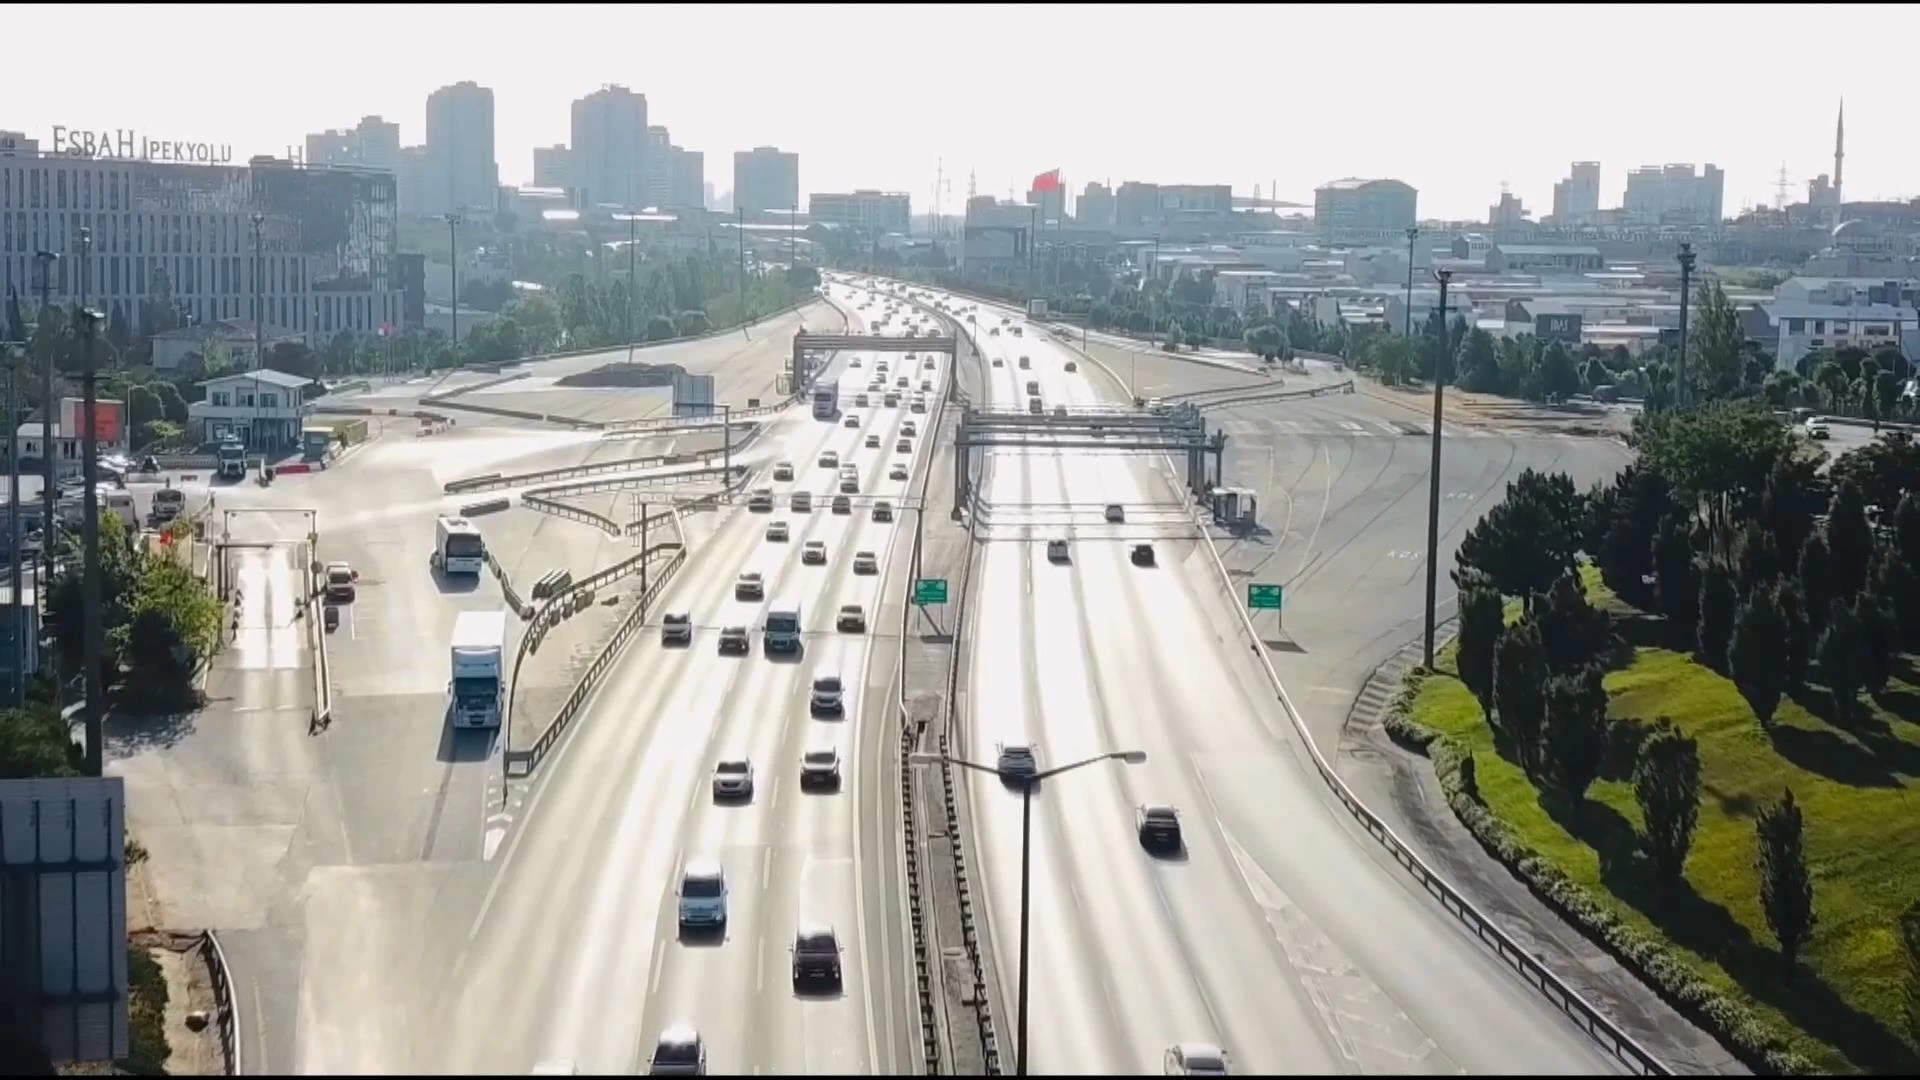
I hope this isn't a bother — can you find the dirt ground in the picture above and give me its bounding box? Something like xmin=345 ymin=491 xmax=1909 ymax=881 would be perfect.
xmin=127 ymin=853 xmax=225 ymax=1076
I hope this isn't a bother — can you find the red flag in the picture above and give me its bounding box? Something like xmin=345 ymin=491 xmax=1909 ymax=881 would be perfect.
xmin=1031 ymin=169 xmax=1062 ymax=194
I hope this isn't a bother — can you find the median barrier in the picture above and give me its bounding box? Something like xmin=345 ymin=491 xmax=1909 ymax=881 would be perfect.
xmin=524 ymin=464 xmax=745 ymax=504
xmin=444 ymin=431 xmax=760 ymax=495
xmin=1183 ymin=510 xmax=1671 ymax=1075
xmin=199 ymin=930 xmax=242 ymax=1076
xmin=459 ymin=498 xmax=511 ymax=516
xmin=418 ymin=370 xmax=531 ymax=403
xmin=1185 ymin=378 xmax=1355 ymax=411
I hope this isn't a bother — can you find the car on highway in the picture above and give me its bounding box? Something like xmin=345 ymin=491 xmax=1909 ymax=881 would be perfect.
xmin=872 ymin=500 xmax=893 ymax=522
xmin=799 ymin=748 xmax=842 ymax=791
xmin=901 ymin=420 xmax=918 ymax=437
xmin=889 ymin=463 xmax=909 ymax=481
xmin=911 ymin=397 xmax=927 ymax=413
xmin=883 ymin=392 xmax=899 ymax=407
xmin=1053 ymin=404 xmax=1069 ymax=417
xmin=712 ymin=757 xmax=755 ymax=801
xmin=1018 ymin=355 xmax=1030 ymax=368
xmin=1137 ymin=804 xmax=1184 ymax=854
xmin=924 ymin=358 xmax=936 ymax=370
xmin=853 ymin=550 xmax=878 ymax=575
xmin=895 ymin=376 xmax=909 ymax=389
xmin=802 ymin=540 xmax=828 ymax=564
xmin=718 ymin=626 xmax=750 ymax=655
xmin=855 ymin=393 xmax=870 ymax=407
xmin=819 ymin=450 xmax=840 ymax=468
xmin=810 ymin=673 xmax=845 ymax=714
xmin=1132 ymin=543 xmax=1157 ymax=567
xmin=1046 ymin=539 xmax=1069 ymax=563
xmin=1804 ymin=417 xmax=1831 ymax=439
xmin=1163 ymin=1042 xmax=1229 ymax=1076
xmin=869 ymin=380 xmax=884 ymax=392
xmin=647 ymin=1026 xmax=708 ymax=1076
xmin=831 ymin=494 xmax=852 ymax=514
xmin=1027 ymin=397 xmax=1044 ymax=415
xmin=991 ymin=356 xmax=1003 ymax=366
xmin=790 ymin=490 xmax=813 ymax=513
xmin=843 ymin=414 xmax=861 ymax=429
xmin=876 ymin=360 xmax=889 ymax=373
xmin=836 ymin=604 xmax=866 ymax=632
xmin=920 ymin=379 xmax=932 ymax=391
xmin=660 ymin=611 xmax=693 ymax=645
xmin=849 ymin=357 xmax=862 ymax=367
xmin=735 ymin=571 xmax=765 ymax=600
xmin=772 ymin=461 xmax=794 ymax=481
xmin=996 ymin=741 xmax=1037 ymax=781
xmin=1011 ymin=326 xmax=1023 ymax=337
xmin=790 ymin=923 xmax=844 ymax=989
xmin=896 ymin=438 xmax=912 ymax=453
xmin=747 ymin=487 xmax=774 ymax=512
xmin=865 ymin=434 xmax=881 ymax=448
xmin=1104 ymin=503 xmax=1125 ymax=523
xmin=766 ymin=520 xmax=790 ymax=542
xmin=1064 ymin=360 xmax=1077 ymax=373
xmin=989 ymin=327 xmax=1001 ymax=336
xmin=324 ymin=561 xmax=357 ymax=603
xmin=839 ymin=472 xmax=860 ymax=494
xmin=676 ymin=860 xmax=728 ymax=930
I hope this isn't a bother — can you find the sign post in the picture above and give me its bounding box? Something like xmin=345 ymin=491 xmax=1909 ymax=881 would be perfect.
xmin=1247 ymin=583 xmax=1283 ymax=611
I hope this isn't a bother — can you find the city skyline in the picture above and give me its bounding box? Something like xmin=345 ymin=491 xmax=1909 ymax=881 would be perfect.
xmin=3 ymin=3 xmax=1916 ymax=222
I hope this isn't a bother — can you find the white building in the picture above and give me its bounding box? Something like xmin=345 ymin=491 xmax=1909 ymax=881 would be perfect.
xmin=809 ymin=190 xmax=910 ymax=234
xmin=425 ymin=81 xmax=499 ymax=216
xmin=305 ymin=116 xmax=400 ymax=174
xmin=188 ymin=369 xmax=314 ymax=451
xmin=150 ymin=319 xmax=304 ymax=372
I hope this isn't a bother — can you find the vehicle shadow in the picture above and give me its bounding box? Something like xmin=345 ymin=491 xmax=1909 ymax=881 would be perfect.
xmin=430 ymin=566 xmax=481 ymax=595
xmin=436 ymin=725 xmax=496 ymax=764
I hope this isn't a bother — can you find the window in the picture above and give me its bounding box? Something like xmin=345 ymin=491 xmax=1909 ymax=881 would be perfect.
xmin=1814 ymin=320 xmax=1826 ymax=334
xmin=1811 ymin=339 xmax=1825 ymax=348
xmin=238 ymin=393 xmax=254 ymax=407
xmin=1787 ymin=317 xmax=1804 ymax=333
xmin=211 ymin=391 xmax=231 ymax=407
xmin=260 ymin=393 xmax=279 ymax=409
xmin=56 ymin=172 xmax=66 ymax=210
xmin=1835 ymin=321 xmax=1850 ymax=335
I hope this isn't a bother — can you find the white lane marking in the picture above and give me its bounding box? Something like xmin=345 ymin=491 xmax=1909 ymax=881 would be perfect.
xmin=650 ymin=930 xmax=669 ymax=996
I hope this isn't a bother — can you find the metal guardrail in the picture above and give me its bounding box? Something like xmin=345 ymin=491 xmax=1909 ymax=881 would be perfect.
xmin=1186 ymin=517 xmax=1671 ymax=1075
xmin=444 ymin=431 xmax=761 ymax=495
xmin=484 ymin=546 xmax=528 ymax=618
xmin=200 ymin=930 xmax=242 ymax=1075
xmin=1186 ymin=378 xmax=1355 ymax=411
xmin=525 ymin=463 xmax=745 ymax=503
xmin=307 ymin=543 xmax=333 ymax=728
xmin=418 ymin=370 xmax=531 ymax=403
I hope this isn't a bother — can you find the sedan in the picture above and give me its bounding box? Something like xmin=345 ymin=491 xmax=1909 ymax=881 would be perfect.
xmin=765 ymin=521 xmax=790 ymax=542
xmin=802 ymin=540 xmax=828 ymax=565
xmin=831 ymin=495 xmax=852 ymax=515
xmin=717 ymin=626 xmax=750 ymax=655
xmin=853 ymin=551 xmax=878 ymax=575
xmin=1164 ymin=1043 xmax=1230 ymax=1076
xmin=819 ymin=451 xmax=840 ymax=468
xmin=773 ymin=462 xmax=795 ymax=481
xmin=712 ymin=757 xmax=754 ymax=800
xmin=800 ymin=748 xmax=842 ymax=791
xmin=895 ymin=438 xmax=912 ymax=453
xmin=734 ymin=572 xmax=764 ymax=600
xmin=836 ymin=604 xmax=867 ymax=632
xmin=883 ymin=393 xmax=900 ymax=407
xmin=1137 ymin=804 xmax=1184 ymax=854
xmin=871 ymin=500 xmax=894 ymax=522
xmin=843 ymin=414 xmax=861 ymax=429
xmin=855 ymin=393 xmax=870 ymax=407
xmin=865 ymin=434 xmax=881 ymax=448
xmin=1104 ymin=504 xmax=1125 ymax=524
xmin=889 ymin=464 xmax=909 ymax=481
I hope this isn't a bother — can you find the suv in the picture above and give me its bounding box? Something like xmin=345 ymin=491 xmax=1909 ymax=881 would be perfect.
xmin=1137 ymin=804 xmax=1183 ymax=854
xmin=324 ymin=561 xmax=357 ymax=603
xmin=1131 ymin=543 xmax=1156 ymax=567
xmin=1104 ymin=504 xmax=1125 ymax=524
xmin=735 ymin=571 xmax=765 ymax=600
xmin=747 ymin=487 xmax=774 ymax=512
xmin=677 ymin=859 xmax=728 ymax=930
xmin=871 ymin=500 xmax=894 ymax=522
xmin=712 ymin=757 xmax=754 ymax=800
xmin=819 ymin=450 xmax=839 ymax=469
xmin=836 ymin=604 xmax=867 ymax=632
xmin=853 ymin=551 xmax=878 ymax=575
xmin=648 ymin=1026 xmax=708 ymax=1076
xmin=800 ymin=748 xmax=842 ymax=790
xmin=810 ymin=674 xmax=845 ymax=714
xmin=765 ymin=521 xmax=790 ymax=542
xmin=790 ymin=490 xmax=813 ymax=513
xmin=790 ymin=924 xmax=843 ymax=989
xmin=660 ymin=611 xmax=693 ymax=645
xmin=1046 ymin=539 xmax=1069 ymax=563
xmin=996 ymin=741 xmax=1037 ymax=781
xmin=831 ymin=494 xmax=852 ymax=515
xmin=772 ymin=461 xmax=795 ymax=481
xmin=1018 ymin=355 xmax=1030 ymax=369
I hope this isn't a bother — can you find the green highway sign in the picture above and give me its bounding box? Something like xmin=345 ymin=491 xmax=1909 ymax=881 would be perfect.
xmin=1247 ymin=583 xmax=1283 ymax=612
xmin=914 ymin=578 xmax=949 ymax=606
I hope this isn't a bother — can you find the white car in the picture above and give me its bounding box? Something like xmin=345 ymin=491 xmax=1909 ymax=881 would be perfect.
xmin=865 ymin=434 xmax=881 ymax=448
xmin=1164 ymin=1043 xmax=1230 ymax=1076
xmin=810 ymin=674 xmax=845 ymax=714
xmin=800 ymin=748 xmax=842 ymax=790
xmin=712 ymin=757 xmax=754 ymax=800
xmin=1804 ymin=417 xmax=1831 ymax=440
xmin=901 ymin=421 xmax=918 ymax=437
xmin=836 ymin=604 xmax=867 ymax=632
xmin=648 ymin=1025 xmax=708 ymax=1075
xmin=819 ymin=450 xmax=840 ymax=468
xmin=802 ymin=540 xmax=828 ymax=564
xmin=772 ymin=461 xmax=795 ymax=481
xmin=853 ymin=551 xmax=878 ymax=575
xmin=734 ymin=571 xmax=764 ymax=600
xmin=849 ymin=357 xmax=862 ymax=368
xmin=766 ymin=521 xmax=790 ymax=542
xmin=889 ymin=463 xmax=909 ymax=481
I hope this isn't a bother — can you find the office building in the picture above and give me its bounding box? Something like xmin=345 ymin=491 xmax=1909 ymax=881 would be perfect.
xmin=666 ymin=148 xmax=704 ymax=211
xmin=1078 ymin=181 xmax=1114 ymax=228
xmin=533 ymin=144 xmax=571 ymax=190
xmin=1622 ymin=163 xmax=1725 ymax=227
xmin=1108 ymin=181 xmax=1233 ymax=228
xmin=424 ymin=81 xmax=499 ymax=216
xmin=643 ymin=125 xmax=672 ymax=207
xmin=305 ymin=116 xmax=400 ymax=174
xmin=1550 ymin=161 xmax=1601 ymax=224
xmin=396 ymin=146 xmax=427 ymax=217
xmin=571 ymin=84 xmax=648 ymax=210
xmin=0 ymin=143 xmax=404 ymax=348
xmin=733 ymin=146 xmax=799 ymax=217
xmin=810 ymin=190 xmax=911 ymax=234
xmin=1313 ymin=178 xmax=1418 ymax=235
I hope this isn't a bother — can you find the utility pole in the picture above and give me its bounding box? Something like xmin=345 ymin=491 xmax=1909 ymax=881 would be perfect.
xmin=1675 ymin=242 xmax=1696 ymax=409
xmin=33 ymin=251 xmax=59 ymax=594
xmin=1423 ymin=268 xmax=1453 ymax=670
xmin=251 ymin=214 xmax=265 ymax=372
xmin=77 ymin=304 xmax=104 ymax=776
xmin=446 ymin=212 xmax=463 ymax=352
xmin=737 ymin=205 xmax=747 ymax=328
xmin=6 ymin=343 xmax=22 ymax=707
xmin=626 ymin=213 xmax=638 ymax=365
xmin=1403 ymin=226 xmax=1419 ymax=338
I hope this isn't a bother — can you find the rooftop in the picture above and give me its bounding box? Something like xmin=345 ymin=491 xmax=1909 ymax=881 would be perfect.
xmin=1317 ymin=177 xmax=1414 ymax=193
xmin=1492 ymin=244 xmax=1603 ymax=257
xmin=197 ymin=368 xmax=315 ymax=391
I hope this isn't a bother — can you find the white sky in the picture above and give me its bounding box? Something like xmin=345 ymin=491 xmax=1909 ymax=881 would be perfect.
xmin=5 ymin=3 xmax=1913 ymax=221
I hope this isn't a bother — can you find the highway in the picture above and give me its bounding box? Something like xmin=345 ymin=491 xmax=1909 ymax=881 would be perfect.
xmin=930 ymin=288 xmax=1624 ymax=1074
xmin=401 ymin=283 xmax=939 ymax=1075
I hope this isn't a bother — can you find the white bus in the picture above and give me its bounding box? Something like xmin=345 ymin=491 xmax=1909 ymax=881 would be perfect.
xmin=812 ymin=382 xmax=839 ymax=420
xmin=434 ymin=515 xmax=487 ymax=575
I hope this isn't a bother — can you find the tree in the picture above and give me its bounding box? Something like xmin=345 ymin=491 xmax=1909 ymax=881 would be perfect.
xmin=1825 ymin=480 xmax=1875 ymax=601
xmin=1755 ymin=788 xmax=1817 ymax=981
xmin=1455 ymin=578 xmax=1505 ymax=717
xmin=1729 ymin=586 xmax=1789 ymax=726
xmin=1732 ymin=524 xmax=1781 ymax=596
xmin=1542 ymin=666 xmax=1610 ymax=804
xmin=1874 ymin=549 xmax=1920 ymax=647
xmin=265 ymin=341 xmax=318 ymax=380
xmin=1457 ymin=327 xmax=1502 ymax=394
xmin=1538 ymin=342 xmax=1582 ymax=401
xmin=1900 ymin=900 xmax=1920 ymax=1049
xmin=1534 ymin=572 xmax=1611 ymax=675
xmin=1853 ymin=593 xmax=1897 ymax=695
xmin=1652 ymin=512 xmax=1700 ymax=642
xmin=1798 ymin=532 xmax=1833 ymax=640
xmin=1690 ymin=279 xmax=1747 ymax=399
xmin=1630 ymin=399 xmax=1799 ymax=556
xmin=1454 ymin=473 xmax=1578 ymax=609
xmin=1761 ymin=456 xmax=1826 ymax=569
xmin=1243 ymin=323 xmax=1288 ymax=364
xmin=1897 ymin=492 xmax=1920 ymax=574
xmin=1370 ymin=336 xmax=1416 ymax=386
xmin=1695 ymin=561 xmax=1737 ymax=672
xmin=1776 ymin=580 xmax=1812 ymax=689
xmin=125 ymin=384 xmax=164 ymax=438
xmin=1493 ymin=621 xmax=1549 ymax=774
xmin=4 ymin=285 xmax=23 ymax=344
xmin=1817 ymin=600 xmax=1865 ymax=722
xmin=1593 ymin=464 xmax=1671 ymax=607
xmin=1634 ymin=718 xmax=1702 ymax=894
xmin=153 ymin=380 xmax=189 ymax=424
xmin=0 ymin=704 xmax=83 ymax=779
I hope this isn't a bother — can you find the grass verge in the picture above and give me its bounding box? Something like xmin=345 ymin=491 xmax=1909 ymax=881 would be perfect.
xmin=122 ymin=944 xmax=170 ymax=1075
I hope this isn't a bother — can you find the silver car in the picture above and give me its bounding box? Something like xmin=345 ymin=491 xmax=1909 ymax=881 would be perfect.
xmin=712 ymin=757 xmax=754 ymax=800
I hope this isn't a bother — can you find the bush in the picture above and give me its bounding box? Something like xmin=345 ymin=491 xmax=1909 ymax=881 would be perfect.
xmin=121 ymin=945 xmax=170 ymax=1075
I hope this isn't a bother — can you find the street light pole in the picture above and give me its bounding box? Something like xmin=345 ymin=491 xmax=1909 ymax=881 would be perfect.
xmin=5 ymin=343 xmax=22 ymax=706
xmin=1423 ymin=268 xmax=1454 ymax=670
xmin=910 ymin=748 xmax=1147 ymax=1076
xmin=76 ymin=306 xmax=104 ymax=776
xmin=1675 ymin=242 xmax=1696 ymax=409
xmin=1403 ymin=226 xmax=1419 ymax=338
xmin=446 ymin=212 xmax=463 ymax=351
xmin=627 ymin=213 xmax=638 ymax=365
xmin=33 ymin=251 xmax=59 ymax=593
xmin=250 ymin=214 xmax=267 ymax=452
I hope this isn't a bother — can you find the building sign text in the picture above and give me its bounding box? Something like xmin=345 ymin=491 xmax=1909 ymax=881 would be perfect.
xmin=51 ymin=126 xmax=234 ymax=165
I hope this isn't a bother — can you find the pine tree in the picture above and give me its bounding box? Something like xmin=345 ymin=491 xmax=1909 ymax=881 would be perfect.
xmin=1756 ymin=788 xmax=1817 ymax=982
xmin=1775 ymin=579 xmax=1812 ymax=689
xmin=1455 ymin=579 xmax=1505 ymax=718
xmin=1695 ymin=561 xmax=1737 ymax=673
xmin=1542 ymin=666 xmax=1610 ymax=805
xmin=1826 ymin=480 xmax=1875 ymax=601
xmin=1493 ymin=621 xmax=1548 ymax=774
xmin=1634 ymin=718 xmax=1701 ymax=894
xmin=1798 ymin=532 xmax=1833 ymax=640
xmin=1817 ymin=600 xmax=1866 ymax=723
xmin=1653 ymin=513 xmax=1699 ymax=643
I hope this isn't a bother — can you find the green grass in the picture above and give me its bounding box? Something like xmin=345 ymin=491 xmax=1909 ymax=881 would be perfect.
xmin=1412 ymin=571 xmax=1920 ymax=1075
xmin=122 ymin=944 xmax=171 ymax=1075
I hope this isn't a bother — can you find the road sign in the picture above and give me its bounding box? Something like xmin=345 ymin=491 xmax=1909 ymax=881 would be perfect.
xmin=1247 ymin=583 xmax=1283 ymax=611
xmin=913 ymin=578 xmax=948 ymax=606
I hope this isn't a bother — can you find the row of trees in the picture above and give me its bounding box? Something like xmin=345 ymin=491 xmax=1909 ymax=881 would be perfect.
xmin=1448 ymin=399 xmax=1920 ymax=978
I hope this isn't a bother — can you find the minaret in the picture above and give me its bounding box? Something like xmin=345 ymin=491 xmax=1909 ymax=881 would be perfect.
xmin=1832 ymin=98 xmax=1845 ymax=228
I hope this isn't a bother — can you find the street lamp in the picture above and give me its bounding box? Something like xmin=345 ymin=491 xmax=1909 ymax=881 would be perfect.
xmin=75 ymin=305 xmax=105 ymax=776
xmin=32 ymin=251 xmax=60 ymax=593
xmin=1402 ymin=226 xmax=1420 ymax=338
xmin=909 ymin=747 xmax=1147 ymax=1076
xmin=1675 ymin=242 xmax=1696 ymax=409
xmin=1423 ymin=268 xmax=1454 ymax=669
xmin=445 ymin=212 xmax=464 ymax=350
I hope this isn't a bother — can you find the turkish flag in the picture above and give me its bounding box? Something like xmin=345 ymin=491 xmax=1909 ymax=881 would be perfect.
xmin=1031 ymin=169 xmax=1062 ymax=193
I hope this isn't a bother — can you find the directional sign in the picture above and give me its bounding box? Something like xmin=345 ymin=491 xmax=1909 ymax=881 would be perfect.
xmin=1247 ymin=583 xmax=1283 ymax=611
xmin=913 ymin=578 xmax=949 ymax=606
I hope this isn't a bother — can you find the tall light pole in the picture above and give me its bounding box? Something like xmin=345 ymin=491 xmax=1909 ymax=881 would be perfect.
xmin=76 ymin=305 xmax=104 ymax=776
xmin=33 ymin=251 xmax=59 ymax=593
xmin=1402 ymin=226 xmax=1419 ymax=338
xmin=625 ymin=212 xmax=639 ymax=365
xmin=250 ymin=213 xmax=265 ymax=373
xmin=5 ymin=342 xmax=23 ymax=706
xmin=1675 ymin=242 xmax=1696 ymax=409
xmin=1027 ymin=205 xmax=1038 ymax=299
xmin=737 ymin=205 xmax=748 ymax=328
xmin=910 ymin=748 xmax=1147 ymax=1077
xmin=445 ymin=212 xmax=463 ymax=352
xmin=1423 ymin=268 xmax=1454 ymax=669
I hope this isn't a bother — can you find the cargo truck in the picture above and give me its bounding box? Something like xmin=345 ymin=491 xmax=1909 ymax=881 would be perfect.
xmin=449 ymin=610 xmax=507 ymax=728
xmin=215 ymin=438 xmax=247 ymax=480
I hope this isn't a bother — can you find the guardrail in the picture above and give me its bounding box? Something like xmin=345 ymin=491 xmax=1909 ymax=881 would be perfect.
xmin=200 ymin=929 xmax=242 ymax=1075
xmin=307 ymin=541 xmax=333 ymax=728
xmin=484 ymin=546 xmax=528 ymax=618
xmin=1186 ymin=378 xmax=1355 ymax=411
xmin=418 ymin=370 xmax=531 ymax=403
xmin=525 ymin=463 xmax=745 ymax=502
xmin=505 ymin=543 xmax=690 ymax=775
xmin=1185 ymin=512 xmax=1670 ymax=1075
xmin=443 ymin=432 xmax=760 ymax=495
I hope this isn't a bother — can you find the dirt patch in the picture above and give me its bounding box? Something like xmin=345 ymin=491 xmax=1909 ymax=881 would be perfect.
xmin=554 ymin=361 xmax=688 ymax=389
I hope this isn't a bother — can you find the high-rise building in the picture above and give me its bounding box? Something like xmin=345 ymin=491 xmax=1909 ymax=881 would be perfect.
xmin=1550 ymin=161 xmax=1600 ymax=224
xmin=533 ymin=144 xmax=571 ymax=190
xmin=1313 ymin=178 xmax=1418 ymax=235
xmin=733 ymin=146 xmax=799 ymax=217
xmin=810 ymin=190 xmax=911 ymax=234
xmin=571 ymin=84 xmax=648 ymax=210
xmin=1078 ymin=181 xmax=1114 ymax=228
xmin=1622 ymin=163 xmax=1724 ymax=226
xmin=424 ymin=81 xmax=499 ymax=216
xmin=643 ymin=125 xmax=672 ymax=207
xmin=667 ymin=147 xmax=704 ymax=211
xmin=704 ymin=180 xmax=717 ymax=211
xmin=397 ymin=146 xmax=428 ymax=217
xmin=305 ymin=115 xmax=400 ymax=174
xmin=1488 ymin=190 xmax=1529 ymax=236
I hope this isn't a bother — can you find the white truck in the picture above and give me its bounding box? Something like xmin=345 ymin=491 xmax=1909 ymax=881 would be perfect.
xmin=215 ymin=438 xmax=247 ymax=480
xmin=449 ymin=610 xmax=506 ymax=728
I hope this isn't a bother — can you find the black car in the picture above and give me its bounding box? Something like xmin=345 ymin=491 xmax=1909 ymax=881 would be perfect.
xmin=1137 ymin=804 xmax=1183 ymax=854
xmin=791 ymin=924 xmax=843 ymax=990
xmin=717 ymin=626 xmax=750 ymax=655
xmin=1131 ymin=543 xmax=1156 ymax=567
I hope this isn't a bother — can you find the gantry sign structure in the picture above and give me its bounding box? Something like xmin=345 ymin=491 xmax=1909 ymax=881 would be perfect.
xmin=952 ymin=401 xmax=1226 ymax=515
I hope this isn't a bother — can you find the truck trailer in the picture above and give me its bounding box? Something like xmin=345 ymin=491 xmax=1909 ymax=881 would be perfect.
xmin=449 ymin=610 xmax=507 ymax=728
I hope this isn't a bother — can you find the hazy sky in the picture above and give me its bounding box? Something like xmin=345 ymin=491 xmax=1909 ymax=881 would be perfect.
xmin=7 ymin=3 xmax=1913 ymax=221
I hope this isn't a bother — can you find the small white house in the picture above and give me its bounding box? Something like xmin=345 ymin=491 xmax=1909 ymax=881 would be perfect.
xmin=189 ymin=370 xmax=314 ymax=451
